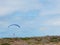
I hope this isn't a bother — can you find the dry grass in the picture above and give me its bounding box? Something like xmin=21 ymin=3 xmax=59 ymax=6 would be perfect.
xmin=0 ymin=36 xmax=60 ymax=45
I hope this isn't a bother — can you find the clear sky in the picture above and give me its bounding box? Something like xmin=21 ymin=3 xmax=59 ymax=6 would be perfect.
xmin=0 ymin=0 xmax=60 ymax=38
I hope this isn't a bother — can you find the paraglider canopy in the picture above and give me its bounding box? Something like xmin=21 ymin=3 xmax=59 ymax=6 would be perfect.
xmin=8 ymin=24 xmax=20 ymax=28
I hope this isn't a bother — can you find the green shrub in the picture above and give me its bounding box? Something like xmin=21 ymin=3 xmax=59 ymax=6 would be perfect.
xmin=1 ymin=43 xmax=10 ymax=45
xmin=50 ymin=37 xmax=59 ymax=42
xmin=20 ymin=38 xmax=30 ymax=40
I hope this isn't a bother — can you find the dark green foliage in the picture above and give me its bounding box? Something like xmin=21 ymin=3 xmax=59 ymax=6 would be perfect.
xmin=50 ymin=36 xmax=60 ymax=42
xmin=1 ymin=43 xmax=10 ymax=45
xmin=20 ymin=38 xmax=30 ymax=40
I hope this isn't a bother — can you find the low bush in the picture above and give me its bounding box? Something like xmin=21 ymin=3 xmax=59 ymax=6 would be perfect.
xmin=1 ymin=43 xmax=10 ymax=45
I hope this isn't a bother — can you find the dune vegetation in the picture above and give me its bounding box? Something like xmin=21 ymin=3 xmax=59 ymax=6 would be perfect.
xmin=0 ymin=36 xmax=60 ymax=45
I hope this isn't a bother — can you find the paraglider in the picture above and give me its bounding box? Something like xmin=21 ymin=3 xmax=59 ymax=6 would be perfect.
xmin=8 ymin=24 xmax=20 ymax=37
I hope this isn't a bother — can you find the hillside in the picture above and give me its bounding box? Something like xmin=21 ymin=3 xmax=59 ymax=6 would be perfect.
xmin=0 ymin=36 xmax=60 ymax=45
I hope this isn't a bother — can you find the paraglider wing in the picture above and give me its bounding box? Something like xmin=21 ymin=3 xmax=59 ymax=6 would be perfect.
xmin=8 ymin=24 xmax=20 ymax=28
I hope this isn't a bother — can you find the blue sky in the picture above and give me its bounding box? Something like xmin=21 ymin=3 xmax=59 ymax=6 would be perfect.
xmin=0 ymin=0 xmax=60 ymax=38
